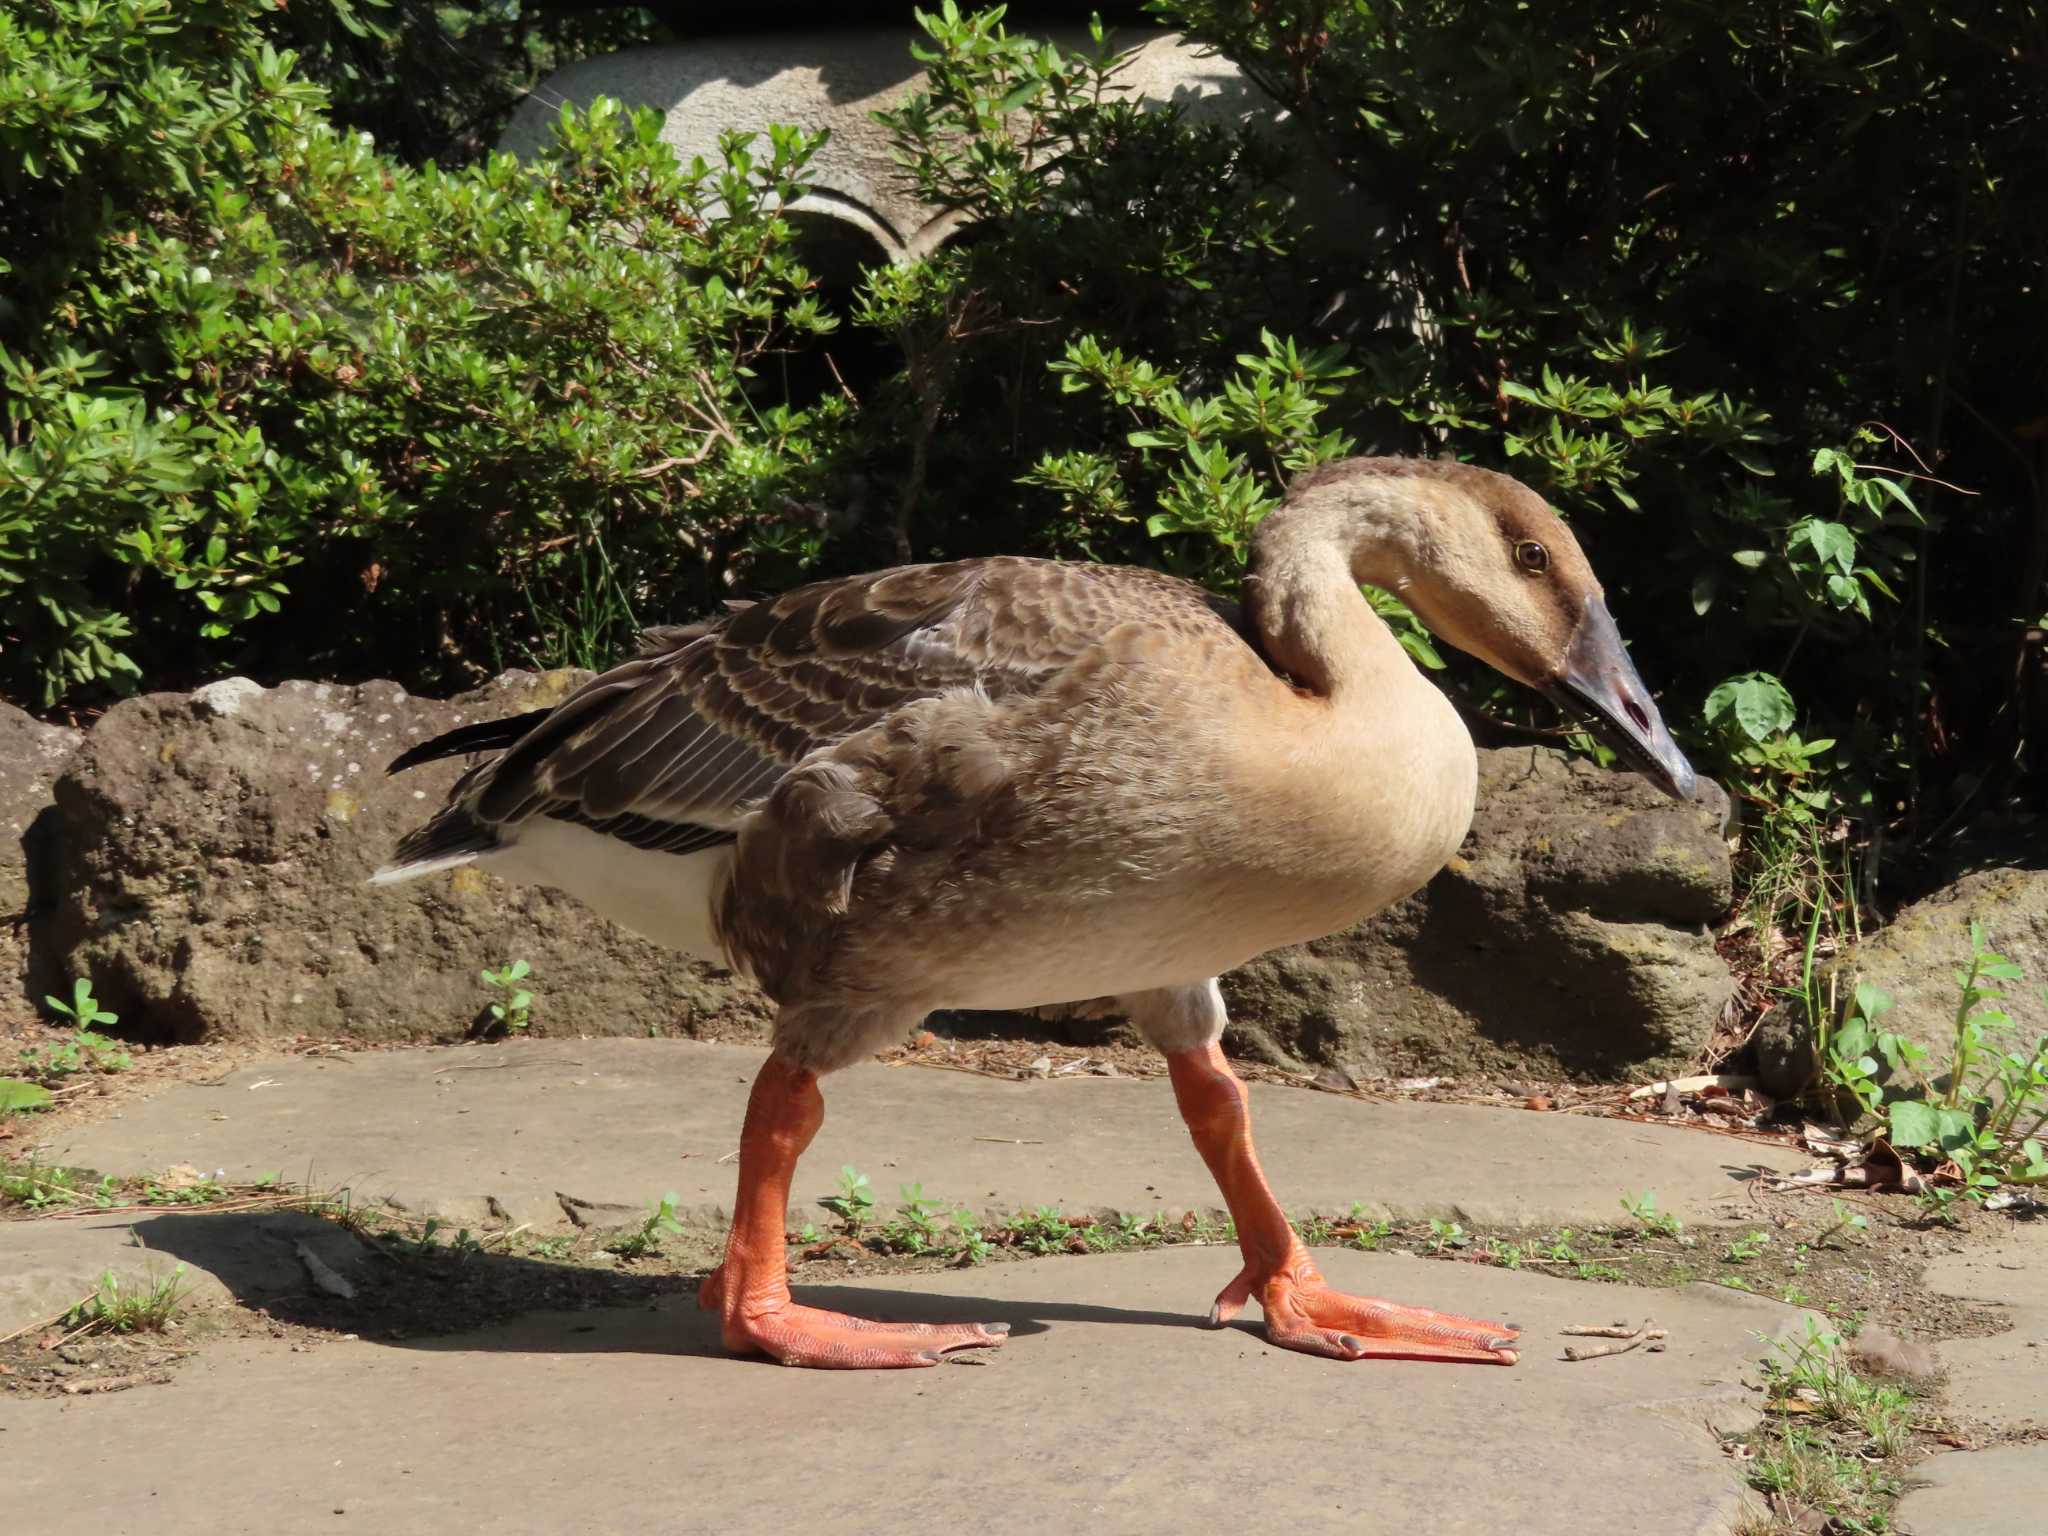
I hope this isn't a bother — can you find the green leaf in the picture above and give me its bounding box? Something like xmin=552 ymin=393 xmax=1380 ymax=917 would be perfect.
xmin=1704 ymin=672 xmax=1796 ymax=742
xmin=0 ymin=1079 xmax=54 ymax=1113
xmin=1886 ymin=1099 xmax=1938 ymax=1150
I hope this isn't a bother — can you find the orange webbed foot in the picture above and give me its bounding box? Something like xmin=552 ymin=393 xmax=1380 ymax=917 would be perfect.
xmin=1209 ymin=1252 xmax=1520 ymax=1366
xmin=700 ymin=1265 xmax=1009 ymax=1369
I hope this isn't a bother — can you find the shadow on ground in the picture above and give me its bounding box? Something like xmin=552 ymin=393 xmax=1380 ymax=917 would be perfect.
xmin=126 ymin=1210 xmax=1195 ymax=1360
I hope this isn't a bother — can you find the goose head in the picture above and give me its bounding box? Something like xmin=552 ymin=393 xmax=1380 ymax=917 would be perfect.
xmin=1262 ymin=458 xmax=1697 ymax=801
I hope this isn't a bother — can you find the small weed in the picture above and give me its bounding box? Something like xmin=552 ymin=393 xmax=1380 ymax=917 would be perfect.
xmin=1738 ymin=1423 xmax=1904 ymax=1534
xmin=951 ymin=1208 xmax=993 ymax=1265
xmin=1576 ymin=1262 xmax=1626 ymax=1281
xmin=480 ymin=960 xmax=534 ymax=1036
xmin=1009 ymin=1205 xmax=1077 ymax=1255
xmin=1812 ymin=1199 xmax=1869 ymax=1249
xmin=1 ymin=1161 xmax=82 ymax=1210
xmin=1489 ymin=1241 xmax=1524 ymax=1270
xmin=1427 ymin=1218 xmax=1468 ymax=1254
xmin=1733 ymin=1318 xmax=1918 ymax=1532
xmin=820 ymin=1165 xmax=875 ymax=1234
xmin=1723 ymin=1230 xmax=1770 ymax=1264
xmin=1620 ymin=1190 xmax=1686 ymax=1239
xmin=21 ymin=978 xmax=132 ymax=1080
xmin=606 ymin=1192 xmax=684 ymax=1260
xmin=1763 ymin=1318 xmax=1914 ymax=1443
xmin=528 ymin=1235 xmax=574 ymax=1260
xmin=141 ymin=1171 xmax=231 ymax=1206
xmin=65 ymin=1264 xmax=190 ymax=1335
xmin=878 ymin=1183 xmax=948 ymax=1255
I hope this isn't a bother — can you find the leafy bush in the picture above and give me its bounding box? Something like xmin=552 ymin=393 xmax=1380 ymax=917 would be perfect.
xmin=1 ymin=0 xmax=848 ymax=704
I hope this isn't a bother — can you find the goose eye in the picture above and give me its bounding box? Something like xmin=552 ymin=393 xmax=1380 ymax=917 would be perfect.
xmin=1515 ymin=540 xmax=1549 ymax=574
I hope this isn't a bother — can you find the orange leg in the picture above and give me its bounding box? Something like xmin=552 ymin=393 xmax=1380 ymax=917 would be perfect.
xmin=699 ymin=1052 xmax=1008 ymax=1368
xmin=1166 ymin=1042 xmax=1518 ymax=1365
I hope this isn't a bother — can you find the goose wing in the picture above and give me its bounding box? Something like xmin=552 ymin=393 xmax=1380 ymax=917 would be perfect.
xmin=377 ymin=557 xmax=1243 ymax=877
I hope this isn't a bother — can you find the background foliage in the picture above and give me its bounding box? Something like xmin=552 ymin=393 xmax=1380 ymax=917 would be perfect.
xmin=2 ymin=0 xmax=2043 ymax=909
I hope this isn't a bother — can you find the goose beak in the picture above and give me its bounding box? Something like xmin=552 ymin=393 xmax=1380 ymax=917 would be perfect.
xmin=1547 ymin=596 xmax=1697 ymax=801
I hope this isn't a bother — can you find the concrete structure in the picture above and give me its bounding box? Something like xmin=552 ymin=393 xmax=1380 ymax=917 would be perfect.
xmin=499 ymin=29 xmax=1309 ymax=269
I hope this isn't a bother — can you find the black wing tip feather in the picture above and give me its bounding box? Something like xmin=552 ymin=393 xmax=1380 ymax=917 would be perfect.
xmin=385 ymin=708 xmax=555 ymax=776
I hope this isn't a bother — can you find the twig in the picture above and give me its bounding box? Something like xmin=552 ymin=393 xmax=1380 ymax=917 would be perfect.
xmin=1561 ymin=1321 xmax=1667 ymax=1362
xmin=60 ymin=1371 xmax=168 ymax=1395
xmin=1850 ymin=464 xmax=1977 ymax=497
xmin=1562 ymin=1322 xmax=1651 ymax=1338
xmin=972 ymin=1137 xmax=1045 ymax=1145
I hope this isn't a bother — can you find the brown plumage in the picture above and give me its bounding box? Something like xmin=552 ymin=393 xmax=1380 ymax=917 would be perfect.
xmin=377 ymin=455 xmax=1696 ymax=1371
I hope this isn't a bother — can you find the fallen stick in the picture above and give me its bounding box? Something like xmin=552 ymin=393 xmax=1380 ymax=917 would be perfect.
xmin=1561 ymin=1321 xmax=1668 ymax=1362
xmin=1562 ymin=1322 xmax=1648 ymax=1338
xmin=60 ymin=1371 xmax=169 ymax=1395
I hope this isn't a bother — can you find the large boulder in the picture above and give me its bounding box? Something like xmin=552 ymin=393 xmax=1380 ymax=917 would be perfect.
xmin=1220 ymin=747 xmax=1736 ymax=1081
xmin=0 ymin=703 xmax=84 ymax=1028
xmin=1836 ymin=863 xmax=2048 ymax=1075
xmin=38 ymin=675 xmax=771 ymax=1045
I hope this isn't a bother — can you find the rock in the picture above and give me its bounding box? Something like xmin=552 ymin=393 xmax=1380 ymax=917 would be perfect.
xmin=1837 ymin=864 xmax=2048 ymax=1076
xmin=37 ymin=675 xmax=771 ymax=1045
xmin=0 ymin=701 xmax=84 ymax=1028
xmin=1750 ymin=1000 xmax=1819 ymax=1101
xmin=1222 ymin=747 xmax=1735 ymax=1082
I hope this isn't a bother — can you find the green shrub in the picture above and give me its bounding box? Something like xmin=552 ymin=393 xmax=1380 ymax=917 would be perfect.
xmin=1 ymin=0 xmax=848 ymax=704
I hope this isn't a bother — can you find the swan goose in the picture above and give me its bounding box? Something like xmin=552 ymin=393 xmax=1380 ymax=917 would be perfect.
xmin=376 ymin=456 xmax=1696 ymax=1369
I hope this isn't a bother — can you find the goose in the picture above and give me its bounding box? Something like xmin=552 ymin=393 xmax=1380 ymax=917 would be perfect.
xmin=374 ymin=456 xmax=1695 ymax=1370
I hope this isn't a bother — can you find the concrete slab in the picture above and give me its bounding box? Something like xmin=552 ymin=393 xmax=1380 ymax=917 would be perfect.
xmin=1895 ymin=1444 xmax=2048 ymax=1536
xmin=1919 ymin=1226 xmax=2048 ymax=1428
xmin=0 ymin=1246 xmax=1798 ymax=1536
xmin=31 ymin=1039 xmax=1795 ymax=1234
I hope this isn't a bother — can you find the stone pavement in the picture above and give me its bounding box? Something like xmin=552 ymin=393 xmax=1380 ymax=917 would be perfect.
xmin=8 ymin=1038 xmax=2038 ymax=1534
xmin=1894 ymin=1224 xmax=2048 ymax=1536
xmin=0 ymin=1247 xmax=1796 ymax=1536
xmin=35 ymin=1039 xmax=1796 ymax=1235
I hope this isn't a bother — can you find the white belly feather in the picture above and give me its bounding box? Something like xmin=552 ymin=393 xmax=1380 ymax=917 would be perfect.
xmin=484 ymin=818 xmax=734 ymax=963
